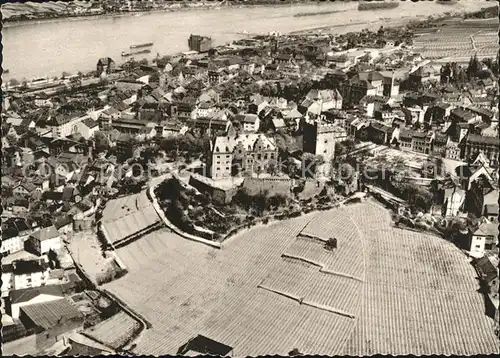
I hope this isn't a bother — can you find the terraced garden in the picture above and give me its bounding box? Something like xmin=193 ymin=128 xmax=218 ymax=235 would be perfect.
xmin=102 ymin=200 xmax=498 ymax=356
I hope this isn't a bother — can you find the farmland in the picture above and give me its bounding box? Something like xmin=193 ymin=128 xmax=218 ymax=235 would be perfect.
xmin=413 ymin=23 xmax=497 ymax=63
xmin=103 ymin=201 xmax=498 ymax=355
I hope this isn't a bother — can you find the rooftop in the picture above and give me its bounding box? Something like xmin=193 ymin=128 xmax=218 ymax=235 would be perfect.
xmin=10 ymin=285 xmax=64 ymax=304
xmin=30 ymin=225 xmax=60 ymax=242
xmin=20 ymin=298 xmax=82 ymax=330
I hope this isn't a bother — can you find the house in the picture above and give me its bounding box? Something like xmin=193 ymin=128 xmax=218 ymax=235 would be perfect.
xmin=77 ymin=118 xmax=100 ymax=140
xmin=3 ymin=260 xmax=52 ymax=294
xmin=234 ymin=114 xmax=260 ymax=133
xmin=442 ymin=186 xmax=465 ymax=217
xmin=12 ymin=199 xmax=30 ymax=216
xmin=19 ymin=297 xmax=83 ymax=332
xmin=346 ymin=77 xmax=378 ymax=105
xmin=302 ymin=89 xmax=343 ymax=115
xmin=209 ymin=133 xmax=278 ymax=180
xmin=464 ymin=134 xmax=499 ymax=166
xmin=469 ymin=222 xmax=499 ymax=258
xmin=189 ymin=116 xmax=232 ymax=136
xmin=445 ymin=139 xmax=461 ymax=161
xmin=115 ymin=79 xmax=145 ymax=92
xmin=54 ymin=216 xmax=73 ymax=235
xmin=13 ymin=182 xmax=36 ymax=197
xmin=481 ymin=189 xmax=499 ymax=222
xmin=1 ymin=218 xmax=37 ymax=255
xmin=368 ymin=121 xmax=394 ymax=145
xmin=473 ymin=255 xmax=499 ymax=324
xmin=26 ymin=226 xmax=62 ymax=256
xmin=51 ymin=112 xmax=89 ymax=138
xmin=61 ymin=186 xmax=82 ymax=204
xmin=177 ymin=335 xmax=234 ymax=357
xmin=349 ymin=118 xmax=370 ymax=141
xmin=271 ymin=117 xmax=286 ymax=131
xmin=8 ymin=285 xmax=65 ymax=319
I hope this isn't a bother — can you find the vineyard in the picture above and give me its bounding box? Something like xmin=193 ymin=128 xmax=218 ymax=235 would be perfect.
xmin=102 ymin=201 xmax=498 ymax=355
xmin=413 ymin=26 xmax=497 ymax=61
xmin=341 ymin=202 xmax=499 ymax=355
xmin=101 ymin=191 xmax=161 ymax=245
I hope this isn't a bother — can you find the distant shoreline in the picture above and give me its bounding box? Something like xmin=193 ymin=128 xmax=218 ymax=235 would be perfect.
xmin=2 ymin=5 xmax=221 ymax=28
xmin=3 ymin=2 xmax=344 ymax=28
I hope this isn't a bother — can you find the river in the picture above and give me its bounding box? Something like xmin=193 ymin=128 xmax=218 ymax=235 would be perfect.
xmin=2 ymin=1 xmax=486 ymax=81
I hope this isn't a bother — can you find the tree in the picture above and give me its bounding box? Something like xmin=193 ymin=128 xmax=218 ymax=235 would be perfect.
xmin=467 ymin=54 xmax=480 ymax=80
xmin=61 ymin=71 xmax=70 ymax=79
xmin=8 ymin=78 xmax=20 ymax=87
xmin=325 ymin=237 xmax=338 ymax=251
xmin=288 ymin=349 xmax=302 ymax=356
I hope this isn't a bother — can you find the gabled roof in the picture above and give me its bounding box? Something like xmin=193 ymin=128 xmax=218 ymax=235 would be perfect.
xmin=30 ymin=225 xmax=60 ymax=242
xmin=9 ymin=285 xmax=64 ymax=304
xmin=213 ymin=133 xmax=276 ymax=154
xmin=234 ymin=114 xmax=258 ymax=124
xmin=473 ymin=222 xmax=499 ymax=237
xmin=271 ymin=117 xmax=286 ymax=129
xmin=467 ymin=133 xmax=499 ymax=146
xmin=474 ymin=256 xmax=497 ymax=283
xmin=20 ymin=298 xmax=82 ymax=330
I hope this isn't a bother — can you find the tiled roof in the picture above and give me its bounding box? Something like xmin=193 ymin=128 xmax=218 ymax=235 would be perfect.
xmin=20 ymin=298 xmax=82 ymax=330
xmin=213 ymin=133 xmax=276 ymax=154
xmin=9 ymin=285 xmax=64 ymax=304
xmin=30 ymin=225 xmax=60 ymax=242
xmin=234 ymin=114 xmax=258 ymax=124
xmin=474 ymin=222 xmax=499 ymax=237
xmin=467 ymin=133 xmax=499 ymax=146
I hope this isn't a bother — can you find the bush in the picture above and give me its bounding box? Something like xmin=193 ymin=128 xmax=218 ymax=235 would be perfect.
xmin=324 ymin=238 xmax=337 ymax=251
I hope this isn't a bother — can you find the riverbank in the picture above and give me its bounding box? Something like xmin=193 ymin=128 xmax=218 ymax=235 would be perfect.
xmin=2 ymin=3 xmax=222 ymax=28
xmin=2 ymin=0 xmax=488 ymax=80
xmin=2 ymin=2 xmax=338 ymax=28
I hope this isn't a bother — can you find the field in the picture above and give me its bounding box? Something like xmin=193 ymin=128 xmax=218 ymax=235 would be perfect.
xmin=413 ymin=25 xmax=497 ymax=62
xmin=103 ymin=201 xmax=498 ymax=355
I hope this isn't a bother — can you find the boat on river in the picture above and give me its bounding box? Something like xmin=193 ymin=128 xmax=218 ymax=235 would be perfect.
xmin=122 ymin=49 xmax=151 ymax=57
xmin=130 ymin=42 xmax=154 ymax=49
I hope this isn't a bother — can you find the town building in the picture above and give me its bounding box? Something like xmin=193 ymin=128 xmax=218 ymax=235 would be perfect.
xmin=188 ymin=34 xmax=213 ymax=53
xmin=469 ymin=222 xmax=499 ymax=258
xmin=442 ymin=186 xmax=466 ymax=217
xmin=25 ymin=226 xmax=62 ymax=256
xmin=8 ymin=285 xmax=65 ymax=319
xmin=464 ymin=134 xmax=499 ymax=167
xmin=234 ymin=114 xmax=260 ymax=133
xmin=209 ymin=133 xmax=278 ymax=180
xmin=303 ymin=119 xmax=346 ymax=163
xmin=51 ymin=113 xmax=89 ymax=138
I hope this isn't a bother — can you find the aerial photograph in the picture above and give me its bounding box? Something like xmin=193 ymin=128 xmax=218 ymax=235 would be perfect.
xmin=1 ymin=0 xmax=499 ymax=356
